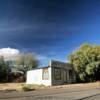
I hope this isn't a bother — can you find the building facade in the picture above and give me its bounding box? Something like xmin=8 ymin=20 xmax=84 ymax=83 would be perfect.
xmin=26 ymin=60 xmax=76 ymax=86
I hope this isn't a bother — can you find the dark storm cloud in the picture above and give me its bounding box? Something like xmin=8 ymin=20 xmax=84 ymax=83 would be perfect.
xmin=0 ymin=0 xmax=100 ymax=65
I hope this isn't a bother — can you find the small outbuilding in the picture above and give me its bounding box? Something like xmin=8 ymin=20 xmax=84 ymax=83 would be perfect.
xmin=26 ymin=60 xmax=76 ymax=86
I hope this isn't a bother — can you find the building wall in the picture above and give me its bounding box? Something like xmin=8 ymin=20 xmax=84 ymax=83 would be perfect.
xmin=26 ymin=67 xmax=52 ymax=86
xmin=26 ymin=60 xmax=76 ymax=86
xmin=50 ymin=60 xmax=76 ymax=86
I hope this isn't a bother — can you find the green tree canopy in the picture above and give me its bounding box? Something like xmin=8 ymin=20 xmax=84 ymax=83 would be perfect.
xmin=69 ymin=44 xmax=100 ymax=82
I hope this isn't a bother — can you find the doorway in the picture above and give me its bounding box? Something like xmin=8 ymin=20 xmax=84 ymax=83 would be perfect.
xmin=63 ymin=70 xmax=68 ymax=83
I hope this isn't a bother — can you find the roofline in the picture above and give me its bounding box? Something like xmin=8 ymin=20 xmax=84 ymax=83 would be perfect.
xmin=50 ymin=59 xmax=71 ymax=65
xmin=31 ymin=66 xmax=50 ymax=70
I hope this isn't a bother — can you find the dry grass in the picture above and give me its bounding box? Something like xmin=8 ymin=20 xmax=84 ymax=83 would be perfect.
xmin=0 ymin=83 xmax=48 ymax=91
xmin=0 ymin=82 xmax=100 ymax=91
xmin=0 ymin=83 xmax=24 ymax=91
xmin=51 ymin=82 xmax=100 ymax=89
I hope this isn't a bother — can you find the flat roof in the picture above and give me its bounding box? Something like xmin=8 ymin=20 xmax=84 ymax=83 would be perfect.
xmin=32 ymin=66 xmax=50 ymax=70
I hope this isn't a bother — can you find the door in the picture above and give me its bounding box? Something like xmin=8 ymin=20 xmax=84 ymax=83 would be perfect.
xmin=63 ymin=70 xmax=67 ymax=83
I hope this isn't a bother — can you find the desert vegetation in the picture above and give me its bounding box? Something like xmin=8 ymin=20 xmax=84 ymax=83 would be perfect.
xmin=0 ymin=53 xmax=38 ymax=83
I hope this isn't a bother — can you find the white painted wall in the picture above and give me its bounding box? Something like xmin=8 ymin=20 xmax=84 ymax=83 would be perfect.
xmin=26 ymin=67 xmax=52 ymax=86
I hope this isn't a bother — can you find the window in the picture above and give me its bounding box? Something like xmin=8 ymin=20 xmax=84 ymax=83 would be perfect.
xmin=69 ymin=70 xmax=73 ymax=79
xmin=42 ymin=68 xmax=49 ymax=80
xmin=54 ymin=68 xmax=61 ymax=80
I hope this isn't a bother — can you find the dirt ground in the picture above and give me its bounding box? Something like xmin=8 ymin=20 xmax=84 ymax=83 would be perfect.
xmin=0 ymin=83 xmax=23 ymax=91
xmin=0 ymin=83 xmax=100 ymax=100
xmin=0 ymin=82 xmax=100 ymax=91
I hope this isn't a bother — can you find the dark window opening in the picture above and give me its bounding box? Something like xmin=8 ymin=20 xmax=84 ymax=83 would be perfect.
xmin=54 ymin=68 xmax=61 ymax=80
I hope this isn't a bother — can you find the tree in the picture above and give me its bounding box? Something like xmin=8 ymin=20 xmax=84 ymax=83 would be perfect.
xmin=68 ymin=44 xmax=100 ymax=82
xmin=24 ymin=53 xmax=38 ymax=70
xmin=15 ymin=53 xmax=38 ymax=73
xmin=0 ymin=56 xmax=8 ymax=82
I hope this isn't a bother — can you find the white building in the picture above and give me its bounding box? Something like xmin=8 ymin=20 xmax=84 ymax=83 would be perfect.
xmin=26 ymin=60 xmax=76 ymax=86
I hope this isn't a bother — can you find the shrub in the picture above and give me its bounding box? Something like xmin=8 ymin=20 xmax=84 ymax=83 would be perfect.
xmin=22 ymin=85 xmax=35 ymax=91
xmin=21 ymin=84 xmax=47 ymax=91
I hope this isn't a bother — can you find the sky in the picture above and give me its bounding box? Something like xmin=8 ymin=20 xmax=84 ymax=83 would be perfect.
xmin=0 ymin=0 xmax=100 ymax=66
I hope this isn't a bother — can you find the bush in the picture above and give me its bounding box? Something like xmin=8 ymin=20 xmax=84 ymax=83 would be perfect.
xmin=22 ymin=85 xmax=35 ymax=91
xmin=69 ymin=44 xmax=100 ymax=82
xmin=21 ymin=84 xmax=47 ymax=91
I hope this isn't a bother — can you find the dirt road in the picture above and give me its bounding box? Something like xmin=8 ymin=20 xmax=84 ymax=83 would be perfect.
xmin=0 ymin=85 xmax=100 ymax=100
